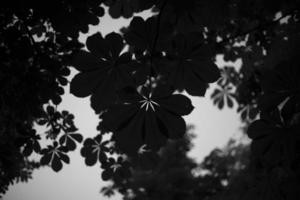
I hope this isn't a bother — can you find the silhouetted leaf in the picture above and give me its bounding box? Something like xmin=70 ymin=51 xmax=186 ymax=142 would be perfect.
xmin=162 ymin=33 xmax=220 ymax=96
xmin=71 ymin=32 xmax=134 ymax=112
xmin=40 ymin=142 xmax=70 ymax=172
xmin=211 ymin=86 xmax=235 ymax=109
xmin=81 ymin=134 xmax=104 ymax=166
xmin=59 ymin=133 xmax=83 ymax=151
xmin=101 ymin=87 xmax=193 ymax=155
xmin=102 ymin=168 xmax=113 ymax=181
xmin=124 ymin=16 xmax=171 ymax=52
xmin=105 ymin=0 xmax=139 ymax=18
xmin=51 ymin=156 xmax=63 ymax=172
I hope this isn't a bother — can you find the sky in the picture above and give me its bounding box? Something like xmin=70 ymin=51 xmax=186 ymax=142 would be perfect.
xmin=3 ymin=8 xmax=245 ymax=200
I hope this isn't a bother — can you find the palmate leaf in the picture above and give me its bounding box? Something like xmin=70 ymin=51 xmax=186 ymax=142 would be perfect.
xmin=217 ymin=66 xmax=240 ymax=86
xmin=40 ymin=142 xmax=70 ymax=172
xmin=124 ymin=16 xmax=156 ymax=52
xmin=211 ymin=86 xmax=235 ymax=109
xmin=161 ymin=33 xmax=220 ymax=96
xmin=59 ymin=132 xmax=83 ymax=151
xmin=124 ymin=16 xmax=172 ymax=52
xmin=101 ymin=87 xmax=194 ymax=155
xmin=101 ymin=157 xmax=131 ymax=182
xmin=80 ymin=134 xmax=107 ymax=166
xmin=70 ymin=32 xmax=134 ymax=113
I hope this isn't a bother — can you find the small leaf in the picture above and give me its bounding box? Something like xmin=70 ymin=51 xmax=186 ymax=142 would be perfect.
xmin=101 ymin=169 xmax=113 ymax=181
xmin=51 ymin=156 xmax=63 ymax=172
xmin=40 ymin=153 xmax=51 ymax=165
xmin=71 ymin=133 xmax=83 ymax=143
xmin=85 ymin=152 xmax=98 ymax=166
xmin=59 ymin=152 xmax=70 ymax=164
xmin=23 ymin=143 xmax=33 ymax=157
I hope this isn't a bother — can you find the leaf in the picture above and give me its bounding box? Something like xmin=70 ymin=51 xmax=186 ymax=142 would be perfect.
xmin=105 ymin=0 xmax=139 ymax=19
xmin=71 ymin=133 xmax=83 ymax=143
xmin=70 ymin=32 xmax=134 ymax=112
xmin=124 ymin=17 xmax=153 ymax=51
xmin=40 ymin=153 xmax=52 ymax=165
xmin=144 ymin=111 xmax=167 ymax=151
xmin=90 ymin=74 xmax=118 ymax=112
xmin=227 ymin=95 xmax=234 ymax=108
xmin=81 ymin=135 xmax=103 ymax=166
xmin=102 ymin=169 xmax=113 ymax=181
xmin=59 ymin=133 xmax=83 ymax=151
xmin=51 ymin=156 xmax=63 ymax=172
xmin=72 ymin=50 xmax=103 ymax=71
xmin=161 ymin=110 xmax=186 ymax=139
xmin=37 ymin=118 xmax=48 ymax=126
xmin=86 ymin=32 xmax=109 ymax=57
xmin=59 ymin=152 xmax=70 ymax=164
xmin=158 ymin=94 xmax=194 ymax=116
xmin=99 ymin=151 xmax=108 ymax=163
xmin=52 ymin=94 xmax=62 ymax=105
xmin=124 ymin=16 xmax=171 ymax=52
xmin=85 ymin=151 xmax=98 ymax=166
xmin=164 ymin=33 xmax=220 ymax=96
xmin=247 ymin=120 xmax=273 ymax=140
xmin=23 ymin=143 xmax=33 ymax=157
xmin=70 ymin=67 xmax=106 ymax=98
xmin=101 ymin=87 xmax=194 ymax=155
xmin=66 ymin=137 xmax=76 ymax=151
xmin=211 ymin=86 xmax=235 ymax=109
xmin=114 ymin=112 xmax=145 ymax=155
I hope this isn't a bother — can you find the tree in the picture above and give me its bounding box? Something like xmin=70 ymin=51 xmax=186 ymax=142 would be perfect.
xmin=101 ymin=127 xmax=250 ymax=200
xmin=0 ymin=0 xmax=300 ymax=199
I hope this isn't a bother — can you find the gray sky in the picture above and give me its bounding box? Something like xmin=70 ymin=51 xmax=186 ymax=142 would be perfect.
xmin=3 ymin=8 xmax=244 ymax=200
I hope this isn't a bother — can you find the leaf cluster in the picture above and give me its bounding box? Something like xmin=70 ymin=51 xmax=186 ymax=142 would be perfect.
xmin=1 ymin=0 xmax=300 ymax=199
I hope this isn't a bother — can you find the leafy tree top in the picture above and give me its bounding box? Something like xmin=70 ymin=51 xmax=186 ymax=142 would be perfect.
xmin=1 ymin=0 xmax=300 ymax=199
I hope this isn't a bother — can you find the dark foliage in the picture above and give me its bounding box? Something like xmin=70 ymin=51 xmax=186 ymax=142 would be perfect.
xmin=101 ymin=128 xmax=250 ymax=200
xmin=1 ymin=0 xmax=300 ymax=199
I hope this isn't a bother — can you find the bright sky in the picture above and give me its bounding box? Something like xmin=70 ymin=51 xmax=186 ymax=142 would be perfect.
xmin=3 ymin=8 xmax=243 ymax=200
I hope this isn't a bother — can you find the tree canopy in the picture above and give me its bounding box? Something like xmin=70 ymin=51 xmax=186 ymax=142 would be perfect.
xmin=101 ymin=127 xmax=251 ymax=200
xmin=0 ymin=0 xmax=300 ymax=199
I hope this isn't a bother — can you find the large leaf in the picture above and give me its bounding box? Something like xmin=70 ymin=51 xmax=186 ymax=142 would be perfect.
xmin=70 ymin=32 xmax=134 ymax=112
xmin=101 ymin=87 xmax=194 ymax=155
